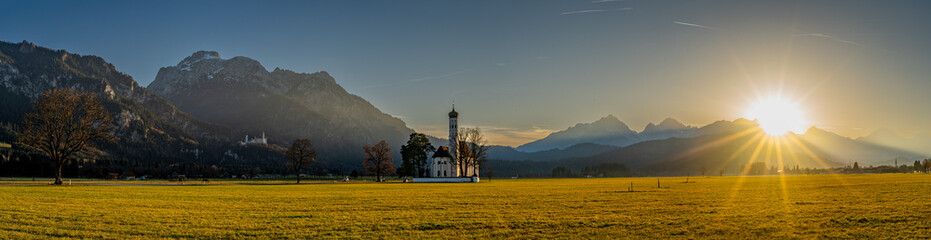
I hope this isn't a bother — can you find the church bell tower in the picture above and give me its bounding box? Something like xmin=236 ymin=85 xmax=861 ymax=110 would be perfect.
xmin=448 ymin=104 xmax=459 ymax=164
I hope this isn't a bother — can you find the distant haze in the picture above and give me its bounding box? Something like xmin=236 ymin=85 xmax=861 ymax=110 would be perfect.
xmin=3 ymin=0 xmax=931 ymax=146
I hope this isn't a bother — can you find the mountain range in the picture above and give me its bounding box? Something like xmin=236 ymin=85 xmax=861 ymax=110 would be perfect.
xmin=0 ymin=41 xmax=413 ymax=174
xmin=1 ymin=40 xmax=926 ymax=177
xmin=856 ymin=129 xmax=931 ymax=157
xmin=489 ymin=116 xmax=926 ymax=176
xmin=0 ymin=41 xmax=226 ymax=163
xmin=514 ymin=115 xmax=696 ymax=152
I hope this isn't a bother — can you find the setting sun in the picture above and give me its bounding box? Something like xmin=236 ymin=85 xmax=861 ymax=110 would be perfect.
xmin=744 ymin=97 xmax=809 ymax=136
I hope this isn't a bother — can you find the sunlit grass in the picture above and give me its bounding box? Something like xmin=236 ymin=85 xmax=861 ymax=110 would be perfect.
xmin=1 ymin=175 xmax=929 ymax=238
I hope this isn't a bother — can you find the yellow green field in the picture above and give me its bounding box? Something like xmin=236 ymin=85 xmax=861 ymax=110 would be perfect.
xmin=1 ymin=174 xmax=930 ymax=239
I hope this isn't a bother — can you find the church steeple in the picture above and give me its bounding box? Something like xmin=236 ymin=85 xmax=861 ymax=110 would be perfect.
xmin=448 ymin=104 xmax=459 ymax=165
xmin=449 ymin=104 xmax=458 ymax=118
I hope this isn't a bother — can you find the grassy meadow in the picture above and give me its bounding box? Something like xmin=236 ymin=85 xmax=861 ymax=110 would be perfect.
xmin=1 ymin=174 xmax=929 ymax=239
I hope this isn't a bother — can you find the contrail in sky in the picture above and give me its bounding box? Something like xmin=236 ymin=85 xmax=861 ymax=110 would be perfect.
xmin=561 ymin=8 xmax=630 ymax=15
xmin=674 ymin=21 xmax=717 ymax=30
xmin=795 ymin=33 xmax=863 ymax=47
xmin=408 ymin=70 xmax=470 ymax=82
xmin=560 ymin=9 xmax=605 ymax=15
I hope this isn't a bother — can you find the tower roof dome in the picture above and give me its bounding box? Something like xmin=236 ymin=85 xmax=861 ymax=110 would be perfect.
xmin=449 ymin=105 xmax=458 ymax=118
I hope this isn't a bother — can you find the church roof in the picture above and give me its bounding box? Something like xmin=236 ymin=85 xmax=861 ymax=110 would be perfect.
xmin=432 ymin=146 xmax=454 ymax=158
xmin=449 ymin=105 xmax=458 ymax=118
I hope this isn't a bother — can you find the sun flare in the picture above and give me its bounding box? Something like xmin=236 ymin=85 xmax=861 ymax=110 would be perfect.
xmin=744 ymin=97 xmax=808 ymax=136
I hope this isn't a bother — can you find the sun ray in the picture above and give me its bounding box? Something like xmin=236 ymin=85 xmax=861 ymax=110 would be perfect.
xmin=785 ymin=135 xmax=849 ymax=185
xmin=775 ymin=138 xmax=791 ymax=208
xmin=785 ymin=136 xmax=802 ymax=170
xmin=728 ymin=135 xmax=771 ymax=203
xmin=784 ymin=135 xmax=831 ymax=169
xmin=720 ymin=131 xmax=767 ymax=168
xmin=722 ymin=38 xmax=762 ymax=102
xmin=661 ymin=127 xmax=761 ymax=164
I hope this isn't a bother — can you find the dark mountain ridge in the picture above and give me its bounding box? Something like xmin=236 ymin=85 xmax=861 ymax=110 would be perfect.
xmin=148 ymin=51 xmax=415 ymax=169
xmin=0 ymin=41 xmax=228 ymax=162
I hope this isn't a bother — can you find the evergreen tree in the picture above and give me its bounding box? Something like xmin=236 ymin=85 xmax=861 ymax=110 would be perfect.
xmin=399 ymin=133 xmax=434 ymax=178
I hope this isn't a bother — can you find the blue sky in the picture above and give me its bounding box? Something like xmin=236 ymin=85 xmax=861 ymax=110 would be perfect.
xmin=3 ymin=0 xmax=931 ymax=146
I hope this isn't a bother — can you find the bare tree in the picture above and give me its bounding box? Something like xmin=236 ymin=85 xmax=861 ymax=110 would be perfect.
xmin=18 ymin=89 xmax=114 ymax=185
xmin=457 ymin=128 xmax=488 ymax=177
xmin=286 ymin=138 xmax=317 ymax=183
xmin=363 ymin=140 xmax=394 ymax=182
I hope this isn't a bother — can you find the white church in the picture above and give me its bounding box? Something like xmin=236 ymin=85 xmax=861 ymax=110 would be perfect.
xmin=414 ymin=105 xmax=480 ymax=183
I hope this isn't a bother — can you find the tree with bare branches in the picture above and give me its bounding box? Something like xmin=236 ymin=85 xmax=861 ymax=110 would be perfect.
xmin=363 ymin=140 xmax=394 ymax=182
xmin=18 ymin=89 xmax=114 ymax=185
xmin=457 ymin=128 xmax=488 ymax=177
xmin=286 ymin=138 xmax=317 ymax=183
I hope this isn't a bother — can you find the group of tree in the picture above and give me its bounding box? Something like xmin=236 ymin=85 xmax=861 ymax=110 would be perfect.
xmin=395 ymin=128 xmax=490 ymax=178
xmin=7 ymin=88 xmax=425 ymax=184
xmin=580 ymin=163 xmax=631 ymax=177
xmin=914 ymin=159 xmax=931 ymax=173
xmin=362 ymin=128 xmax=490 ymax=181
xmin=551 ymin=166 xmax=574 ymax=177
xmin=456 ymin=128 xmax=489 ymax=177
xmin=397 ymin=133 xmax=433 ymax=177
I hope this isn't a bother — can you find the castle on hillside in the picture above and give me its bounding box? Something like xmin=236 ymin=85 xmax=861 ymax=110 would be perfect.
xmin=427 ymin=105 xmax=479 ymax=179
xmin=239 ymin=132 xmax=268 ymax=146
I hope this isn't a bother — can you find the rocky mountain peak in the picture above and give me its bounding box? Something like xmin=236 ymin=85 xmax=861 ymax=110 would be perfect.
xmin=18 ymin=40 xmax=36 ymax=53
xmin=659 ymin=118 xmax=685 ymax=128
xmin=578 ymin=114 xmax=630 ymax=131
xmin=597 ymin=114 xmax=621 ymax=123
xmin=179 ymin=50 xmax=221 ymax=66
xmin=643 ymin=118 xmax=688 ymax=133
xmin=147 ymin=50 xmax=415 ymax=168
xmin=0 ymin=40 xmax=225 ymax=162
xmin=150 ymin=51 xmax=274 ymax=96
